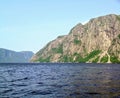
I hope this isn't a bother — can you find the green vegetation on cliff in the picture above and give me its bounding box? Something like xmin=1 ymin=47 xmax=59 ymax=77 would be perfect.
xmin=73 ymin=50 xmax=101 ymax=63
xmin=74 ymin=39 xmax=81 ymax=45
xmin=37 ymin=56 xmax=51 ymax=62
xmin=52 ymin=44 xmax=63 ymax=54
xmin=100 ymin=55 xmax=108 ymax=63
xmin=110 ymin=56 xmax=120 ymax=63
xmin=60 ymin=55 xmax=73 ymax=62
xmin=92 ymin=56 xmax=100 ymax=63
xmin=118 ymin=34 xmax=120 ymax=39
xmin=59 ymin=50 xmax=101 ymax=63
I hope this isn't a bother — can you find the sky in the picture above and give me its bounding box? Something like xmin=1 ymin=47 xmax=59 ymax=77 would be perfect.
xmin=0 ymin=0 xmax=120 ymax=53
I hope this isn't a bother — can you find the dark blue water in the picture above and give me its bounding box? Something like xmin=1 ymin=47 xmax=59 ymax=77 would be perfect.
xmin=0 ymin=63 xmax=120 ymax=98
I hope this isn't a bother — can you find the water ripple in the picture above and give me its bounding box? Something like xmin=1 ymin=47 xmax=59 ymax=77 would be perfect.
xmin=0 ymin=63 xmax=120 ymax=98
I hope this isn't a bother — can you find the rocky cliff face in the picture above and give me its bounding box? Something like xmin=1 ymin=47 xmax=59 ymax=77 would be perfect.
xmin=0 ymin=48 xmax=34 ymax=63
xmin=31 ymin=14 xmax=120 ymax=63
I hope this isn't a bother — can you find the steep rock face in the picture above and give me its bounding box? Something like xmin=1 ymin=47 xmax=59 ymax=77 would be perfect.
xmin=31 ymin=14 xmax=120 ymax=63
xmin=0 ymin=48 xmax=34 ymax=63
xmin=108 ymin=35 xmax=120 ymax=62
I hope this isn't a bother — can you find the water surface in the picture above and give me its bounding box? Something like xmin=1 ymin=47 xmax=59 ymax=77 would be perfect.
xmin=0 ymin=63 xmax=120 ymax=98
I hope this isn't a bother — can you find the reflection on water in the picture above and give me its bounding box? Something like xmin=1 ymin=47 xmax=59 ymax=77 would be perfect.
xmin=0 ymin=63 xmax=120 ymax=98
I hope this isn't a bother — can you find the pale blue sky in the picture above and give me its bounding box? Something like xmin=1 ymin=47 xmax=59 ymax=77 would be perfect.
xmin=0 ymin=0 xmax=120 ymax=53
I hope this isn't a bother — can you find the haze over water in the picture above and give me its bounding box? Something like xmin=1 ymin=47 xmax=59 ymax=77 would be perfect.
xmin=0 ymin=63 xmax=120 ymax=98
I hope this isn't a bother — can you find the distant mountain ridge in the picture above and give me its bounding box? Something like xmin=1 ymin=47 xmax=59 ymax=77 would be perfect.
xmin=31 ymin=14 xmax=120 ymax=63
xmin=0 ymin=48 xmax=34 ymax=63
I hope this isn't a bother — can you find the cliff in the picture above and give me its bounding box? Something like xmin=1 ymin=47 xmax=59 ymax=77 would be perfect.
xmin=31 ymin=14 xmax=120 ymax=63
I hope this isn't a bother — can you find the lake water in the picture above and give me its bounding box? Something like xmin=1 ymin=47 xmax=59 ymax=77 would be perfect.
xmin=0 ymin=63 xmax=120 ymax=98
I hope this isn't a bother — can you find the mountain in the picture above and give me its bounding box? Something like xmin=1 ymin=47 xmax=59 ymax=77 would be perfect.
xmin=0 ymin=48 xmax=34 ymax=63
xmin=31 ymin=14 xmax=120 ymax=63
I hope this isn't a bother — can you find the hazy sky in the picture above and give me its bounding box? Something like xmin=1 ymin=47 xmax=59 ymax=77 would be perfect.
xmin=0 ymin=0 xmax=120 ymax=53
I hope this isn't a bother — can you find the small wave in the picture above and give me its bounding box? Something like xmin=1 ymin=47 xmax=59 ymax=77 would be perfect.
xmin=85 ymin=92 xmax=101 ymax=95
xmin=10 ymin=77 xmax=29 ymax=82
xmin=10 ymin=83 xmax=28 ymax=87
xmin=1 ymin=89 xmax=13 ymax=94
xmin=37 ymin=82 xmax=44 ymax=85
xmin=29 ymin=90 xmax=53 ymax=95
